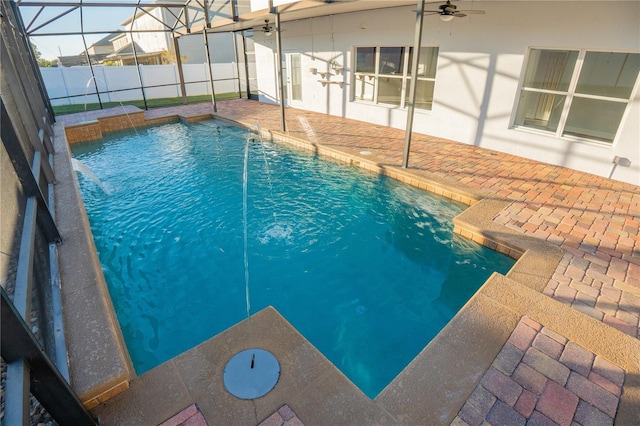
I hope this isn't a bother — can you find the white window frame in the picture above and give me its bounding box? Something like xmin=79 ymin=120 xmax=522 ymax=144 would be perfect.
xmin=512 ymin=47 xmax=640 ymax=145
xmin=352 ymin=45 xmax=438 ymax=111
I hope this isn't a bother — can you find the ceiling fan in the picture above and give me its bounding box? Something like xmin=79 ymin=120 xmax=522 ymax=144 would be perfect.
xmin=261 ymin=19 xmax=274 ymax=36
xmin=424 ymin=1 xmax=485 ymax=22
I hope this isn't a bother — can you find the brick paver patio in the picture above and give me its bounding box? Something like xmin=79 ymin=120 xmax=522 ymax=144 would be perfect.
xmin=452 ymin=316 xmax=625 ymax=426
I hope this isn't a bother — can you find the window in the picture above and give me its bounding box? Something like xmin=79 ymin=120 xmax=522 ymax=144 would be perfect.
xmin=354 ymin=46 xmax=439 ymax=110
xmin=290 ymin=53 xmax=302 ymax=102
xmin=514 ymin=49 xmax=640 ymax=144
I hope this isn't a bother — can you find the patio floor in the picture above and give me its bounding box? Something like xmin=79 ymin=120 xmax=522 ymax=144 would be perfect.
xmin=56 ymin=99 xmax=639 ymax=425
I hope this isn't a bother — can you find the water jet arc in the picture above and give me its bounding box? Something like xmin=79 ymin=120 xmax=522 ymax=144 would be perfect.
xmin=71 ymin=158 xmax=109 ymax=195
xmin=223 ymin=130 xmax=280 ymax=400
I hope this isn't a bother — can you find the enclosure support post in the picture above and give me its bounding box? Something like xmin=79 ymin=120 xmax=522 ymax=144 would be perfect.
xmin=130 ymin=39 xmax=149 ymax=110
xmin=203 ymin=29 xmax=218 ymax=112
xmin=241 ymin=31 xmax=252 ymax=99
xmin=232 ymin=31 xmax=242 ymax=98
xmin=79 ymin=7 xmax=102 ymax=109
xmin=201 ymin=0 xmax=217 ymax=112
xmin=173 ymin=36 xmax=188 ymax=105
xmin=402 ymin=0 xmax=425 ymax=169
xmin=275 ymin=10 xmax=286 ymax=132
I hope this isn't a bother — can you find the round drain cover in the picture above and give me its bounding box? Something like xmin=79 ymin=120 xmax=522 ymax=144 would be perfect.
xmin=223 ymin=349 xmax=280 ymax=399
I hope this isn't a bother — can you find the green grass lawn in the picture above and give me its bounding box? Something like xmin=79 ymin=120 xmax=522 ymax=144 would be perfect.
xmin=53 ymin=93 xmax=241 ymax=116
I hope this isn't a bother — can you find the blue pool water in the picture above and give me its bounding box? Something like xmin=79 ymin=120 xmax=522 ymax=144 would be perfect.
xmin=72 ymin=120 xmax=515 ymax=398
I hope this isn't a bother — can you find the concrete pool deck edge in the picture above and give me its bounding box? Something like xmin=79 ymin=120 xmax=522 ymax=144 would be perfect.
xmin=56 ymin=108 xmax=639 ymax=423
xmin=53 ymin=121 xmax=135 ymax=408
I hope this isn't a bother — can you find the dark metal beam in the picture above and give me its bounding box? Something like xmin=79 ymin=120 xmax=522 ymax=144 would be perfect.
xmin=402 ymin=0 xmax=425 ymax=169
xmin=232 ymin=30 xmax=241 ymax=97
xmin=14 ymin=193 xmax=38 ymax=317
xmin=4 ymin=359 xmax=30 ymax=426
xmin=173 ymin=36 xmax=188 ymax=105
xmin=240 ymin=30 xmax=252 ymax=99
xmin=19 ymin=2 xmax=190 ymax=7
xmin=1 ymin=99 xmax=62 ymax=244
xmin=129 ymin=5 xmax=149 ymax=110
xmin=203 ymin=28 xmax=218 ymax=112
xmin=230 ymin=0 xmax=237 ymax=21
xmin=4 ymin=1 xmax=56 ymax=142
xmin=1 ymin=288 xmax=98 ymax=426
xmin=274 ymin=9 xmax=286 ymax=132
xmin=80 ymin=6 xmax=103 ymax=109
xmin=168 ymin=6 xmax=185 ymax=31
xmin=138 ymin=6 xmax=175 ymax=32
xmin=27 ymin=6 xmax=79 ymax=34
xmin=25 ymin=5 xmax=44 ymax=32
xmin=29 ymin=29 xmax=184 ymax=36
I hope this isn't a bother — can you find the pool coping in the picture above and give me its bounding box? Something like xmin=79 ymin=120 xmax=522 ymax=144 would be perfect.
xmin=56 ymin=109 xmax=640 ymax=424
xmin=53 ymin=121 xmax=135 ymax=408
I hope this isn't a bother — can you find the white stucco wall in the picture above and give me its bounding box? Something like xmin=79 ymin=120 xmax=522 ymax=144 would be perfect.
xmin=177 ymin=32 xmax=237 ymax=65
xmin=253 ymin=1 xmax=640 ymax=185
xmin=130 ymin=8 xmax=172 ymax=54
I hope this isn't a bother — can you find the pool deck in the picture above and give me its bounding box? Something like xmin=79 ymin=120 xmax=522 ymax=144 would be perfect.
xmin=55 ymin=100 xmax=639 ymax=425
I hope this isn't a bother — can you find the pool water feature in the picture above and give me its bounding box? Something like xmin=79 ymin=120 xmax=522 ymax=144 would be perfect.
xmin=72 ymin=120 xmax=515 ymax=398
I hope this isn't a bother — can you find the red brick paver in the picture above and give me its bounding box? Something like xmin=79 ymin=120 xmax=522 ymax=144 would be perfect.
xmin=258 ymin=405 xmax=305 ymax=426
xmin=159 ymin=404 xmax=208 ymax=426
xmin=451 ymin=317 xmax=625 ymax=426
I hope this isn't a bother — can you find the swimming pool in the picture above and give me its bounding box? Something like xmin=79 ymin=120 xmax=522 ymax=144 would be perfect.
xmin=72 ymin=120 xmax=515 ymax=398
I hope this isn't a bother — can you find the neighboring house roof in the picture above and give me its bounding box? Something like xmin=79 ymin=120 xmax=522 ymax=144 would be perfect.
xmin=90 ymin=32 xmax=119 ymax=48
xmin=108 ymin=41 xmax=147 ymax=57
xmin=106 ymin=41 xmax=163 ymax=63
xmin=57 ymin=52 xmax=110 ymax=67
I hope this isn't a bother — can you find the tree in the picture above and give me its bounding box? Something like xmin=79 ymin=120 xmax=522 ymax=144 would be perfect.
xmin=30 ymin=41 xmax=56 ymax=67
xmin=161 ymin=48 xmax=187 ymax=65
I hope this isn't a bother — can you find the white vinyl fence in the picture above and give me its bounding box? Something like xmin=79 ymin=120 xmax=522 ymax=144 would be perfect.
xmin=41 ymin=63 xmax=240 ymax=106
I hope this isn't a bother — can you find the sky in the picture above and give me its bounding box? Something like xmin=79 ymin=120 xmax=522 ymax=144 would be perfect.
xmin=18 ymin=0 xmax=238 ymax=61
xmin=18 ymin=3 xmax=137 ymax=60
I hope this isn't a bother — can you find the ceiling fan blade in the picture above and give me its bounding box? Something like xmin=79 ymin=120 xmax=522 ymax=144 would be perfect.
xmin=454 ymin=12 xmax=467 ymax=18
xmin=458 ymin=10 xmax=485 ymax=14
